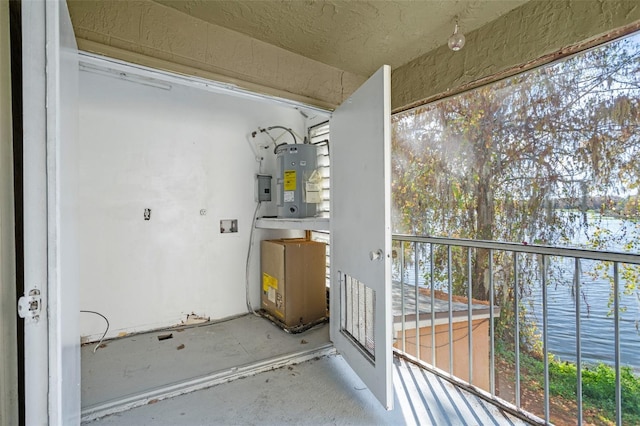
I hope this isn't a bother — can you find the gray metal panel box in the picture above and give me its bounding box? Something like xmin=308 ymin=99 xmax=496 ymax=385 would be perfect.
xmin=257 ymin=174 xmax=272 ymax=202
xmin=275 ymin=144 xmax=318 ymax=218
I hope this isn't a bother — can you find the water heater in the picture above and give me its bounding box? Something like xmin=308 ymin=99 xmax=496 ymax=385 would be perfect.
xmin=276 ymin=144 xmax=319 ymax=218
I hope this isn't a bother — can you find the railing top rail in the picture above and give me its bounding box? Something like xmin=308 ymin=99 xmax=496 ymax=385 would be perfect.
xmin=392 ymin=234 xmax=640 ymax=264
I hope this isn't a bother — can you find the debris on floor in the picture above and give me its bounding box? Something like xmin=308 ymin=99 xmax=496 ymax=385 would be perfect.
xmin=157 ymin=333 xmax=173 ymax=341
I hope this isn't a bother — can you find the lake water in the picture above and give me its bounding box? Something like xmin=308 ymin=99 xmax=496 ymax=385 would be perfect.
xmin=528 ymin=217 xmax=640 ymax=372
xmin=529 ymin=265 xmax=640 ymax=372
xmin=393 ymin=217 xmax=640 ymax=371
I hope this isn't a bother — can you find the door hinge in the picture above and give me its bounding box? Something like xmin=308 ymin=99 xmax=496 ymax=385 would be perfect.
xmin=18 ymin=289 xmax=42 ymax=321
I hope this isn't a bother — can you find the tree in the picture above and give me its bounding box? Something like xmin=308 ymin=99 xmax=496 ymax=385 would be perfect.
xmin=392 ymin=33 xmax=640 ymax=306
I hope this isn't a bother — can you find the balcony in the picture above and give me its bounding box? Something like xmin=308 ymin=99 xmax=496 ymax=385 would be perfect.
xmin=81 ymin=314 xmax=528 ymax=425
xmin=392 ymin=234 xmax=640 ymax=425
xmin=81 ymin=234 xmax=638 ymax=425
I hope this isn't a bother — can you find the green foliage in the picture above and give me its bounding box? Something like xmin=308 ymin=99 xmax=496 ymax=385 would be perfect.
xmin=393 ymin=31 xmax=640 ymax=423
xmin=497 ymin=340 xmax=640 ymax=424
xmin=392 ymin=33 xmax=640 ymax=301
xmin=393 ymin=36 xmax=640 ymax=425
xmin=554 ymin=362 xmax=640 ymax=423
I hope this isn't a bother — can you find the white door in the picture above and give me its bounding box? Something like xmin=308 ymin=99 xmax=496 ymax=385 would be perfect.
xmin=20 ymin=0 xmax=80 ymax=424
xmin=330 ymin=65 xmax=393 ymax=409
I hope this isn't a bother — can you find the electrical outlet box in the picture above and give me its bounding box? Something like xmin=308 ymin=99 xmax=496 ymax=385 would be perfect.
xmin=220 ymin=219 xmax=238 ymax=233
xmin=257 ymin=174 xmax=272 ymax=202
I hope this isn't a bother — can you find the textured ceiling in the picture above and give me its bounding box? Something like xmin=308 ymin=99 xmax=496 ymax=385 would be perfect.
xmin=153 ymin=0 xmax=529 ymax=77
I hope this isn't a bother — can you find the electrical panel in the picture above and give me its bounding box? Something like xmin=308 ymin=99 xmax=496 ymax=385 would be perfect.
xmin=257 ymin=174 xmax=272 ymax=202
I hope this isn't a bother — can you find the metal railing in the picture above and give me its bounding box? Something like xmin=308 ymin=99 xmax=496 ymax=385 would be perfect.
xmin=391 ymin=234 xmax=640 ymax=425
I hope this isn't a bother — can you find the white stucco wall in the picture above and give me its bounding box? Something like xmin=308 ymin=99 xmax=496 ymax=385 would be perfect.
xmin=77 ymin=68 xmax=312 ymax=340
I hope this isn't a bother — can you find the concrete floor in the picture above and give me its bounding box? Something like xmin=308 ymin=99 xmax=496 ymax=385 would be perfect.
xmin=82 ymin=314 xmax=528 ymax=425
xmin=81 ymin=314 xmax=330 ymax=419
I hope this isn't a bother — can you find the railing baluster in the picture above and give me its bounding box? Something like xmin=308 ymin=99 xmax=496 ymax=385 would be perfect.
xmin=514 ymin=252 xmax=521 ymax=409
xmin=575 ymin=258 xmax=583 ymax=425
xmin=489 ymin=249 xmax=495 ymax=397
xmin=414 ymin=241 xmax=420 ymax=360
xmin=542 ymin=255 xmax=550 ymax=424
xmin=400 ymin=242 xmax=406 ymax=353
xmin=356 ymin=274 xmax=361 ymax=343
xmin=448 ymin=245 xmax=453 ymax=376
xmin=467 ymin=247 xmax=473 ymax=386
xmin=614 ymin=261 xmax=621 ymax=426
xmin=389 ymin=234 xmax=640 ymax=425
xmin=430 ymin=243 xmax=436 ymax=367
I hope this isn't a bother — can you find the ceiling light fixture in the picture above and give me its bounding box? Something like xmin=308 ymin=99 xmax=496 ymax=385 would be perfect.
xmin=448 ymin=17 xmax=465 ymax=52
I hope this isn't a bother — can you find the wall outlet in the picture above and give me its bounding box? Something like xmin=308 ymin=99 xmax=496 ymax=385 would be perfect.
xmin=220 ymin=219 xmax=238 ymax=233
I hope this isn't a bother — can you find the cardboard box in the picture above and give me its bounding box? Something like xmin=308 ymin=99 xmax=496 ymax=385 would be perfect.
xmin=261 ymin=239 xmax=327 ymax=327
